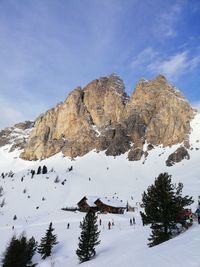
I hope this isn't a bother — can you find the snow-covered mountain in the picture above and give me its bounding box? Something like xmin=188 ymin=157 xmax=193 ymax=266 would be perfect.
xmin=0 ymin=113 xmax=200 ymax=266
xmin=20 ymin=74 xmax=194 ymax=162
xmin=0 ymin=75 xmax=200 ymax=266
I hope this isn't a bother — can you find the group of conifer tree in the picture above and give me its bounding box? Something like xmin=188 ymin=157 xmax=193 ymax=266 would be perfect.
xmin=1 ymin=211 xmax=101 ymax=265
xmin=36 ymin=165 xmax=48 ymax=175
xmin=2 ymin=222 xmax=58 ymax=267
xmin=1 ymin=171 xmax=194 ymax=265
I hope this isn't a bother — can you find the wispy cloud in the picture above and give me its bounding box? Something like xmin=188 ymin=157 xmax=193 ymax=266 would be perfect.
xmin=153 ymin=2 xmax=184 ymax=39
xmin=0 ymin=0 xmax=124 ymax=128
xmin=148 ymin=51 xmax=200 ymax=80
xmin=131 ymin=47 xmax=159 ymax=70
xmin=0 ymin=0 xmax=199 ymax=128
xmin=131 ymin=47 xmax=200 ymax=81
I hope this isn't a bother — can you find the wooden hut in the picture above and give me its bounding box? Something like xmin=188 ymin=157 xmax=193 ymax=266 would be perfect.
xmin=77 ymin=196 xmax=98 ymax=212
xmin=77 ymin=196 xmax=126 ymax=214
xmin=94 ymin=197 xmax=126 ymax=214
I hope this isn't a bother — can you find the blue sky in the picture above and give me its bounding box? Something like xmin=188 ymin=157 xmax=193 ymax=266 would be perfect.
xmin=0 ymin=0 xmax=200 ymax=128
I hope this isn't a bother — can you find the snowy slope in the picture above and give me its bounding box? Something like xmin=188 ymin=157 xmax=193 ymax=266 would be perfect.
xmin=0 ymin=114 xmax=200 ymax=266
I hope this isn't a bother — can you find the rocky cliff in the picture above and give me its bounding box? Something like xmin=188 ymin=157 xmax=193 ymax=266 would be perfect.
xmin=19 ymin=74 xmax=194 ymax=161
xmin=0 ymin=121 xmax=34 ymax=152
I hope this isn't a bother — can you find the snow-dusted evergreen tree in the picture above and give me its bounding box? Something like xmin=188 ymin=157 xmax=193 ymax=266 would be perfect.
xmin=37 ymin=166 xmax=41 ymax=175
xmin=76 ymin=210 xmax=100 ymax=263
xmin=2 ymin=234 xmax=37 ymax=267
xmin=42 ymin=165 xmax=48 ymax=174
xmin=141 ymin=172 xmax=193 ymax=247
xmin=38 ymin=222 xmax=58 ymax=259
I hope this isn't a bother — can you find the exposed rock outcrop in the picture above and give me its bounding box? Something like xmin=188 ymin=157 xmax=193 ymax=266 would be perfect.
xmin=128 ymin=75 xmax=193 ymax=146
xmin=128 ymin=148 xmax=144 ymax=161
xmin=0 ymin=121 xmax=34 ymax=151
xmin=18 ymin=74 xmax=194 ymax=161
xmin=166 ymin=146 xmax=190 ymax=166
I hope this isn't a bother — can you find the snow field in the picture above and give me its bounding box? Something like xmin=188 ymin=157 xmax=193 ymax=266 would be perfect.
xmin=0 ymin=113 xmax=200 ymax=266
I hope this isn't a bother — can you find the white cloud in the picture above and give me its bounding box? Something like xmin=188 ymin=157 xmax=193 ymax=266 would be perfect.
xmin=148 ymin=51 xmax=200 ymax=80
xmin=131 ymin=46 xmax=200 ymax=81
xmin=131 ymin=47 xmax=159 ymax=69
xmin=153 ymin=2 xmax=184 ymax=39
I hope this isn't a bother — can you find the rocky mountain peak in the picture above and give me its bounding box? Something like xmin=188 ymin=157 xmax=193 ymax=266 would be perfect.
xmin=3 ymin=74 xmax=193 ymax=162
xmin=129 ymin=75 xmax=193 ymax=147
xmin=84 ymin=73 xmax=126 ymax=95
xmin=154 ymin=74 xmax=167 ymax=83
xmin=131 ymin=75 xmax=186 ymax=101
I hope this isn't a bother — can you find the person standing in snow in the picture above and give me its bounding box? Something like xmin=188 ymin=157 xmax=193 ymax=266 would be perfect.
xmin=140 ymin=211 xmax=145 ymax=226
xmin=130 ymin=219 xmax=132 ymax=225
xmin=132 ymin=217 xmax=136 ymax=225
xmin=99 ymin=218 xmax=102 ymax=225
xmin=108 ymin=221 xmax=111 ymax=230
xmin=195 ymin=208 xmax=200 ymax=224
xmin=67 ymin=223 xmax=70 ymax=229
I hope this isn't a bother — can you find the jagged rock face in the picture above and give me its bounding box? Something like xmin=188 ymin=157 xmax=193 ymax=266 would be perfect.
xmin=166 ymin=146 xmax=190 ymax=166
xmin=20 ymin=74 xmax=194 ymax=161
xmin=0 ymin=121 xmax=34 ymax=151
xmin=129 ymin=75 xmax=193 ymax=146
xmin=83 ymin=75 xmax=127 ymax=127
xmin=21 ymin=74 xmax=128 ymax=160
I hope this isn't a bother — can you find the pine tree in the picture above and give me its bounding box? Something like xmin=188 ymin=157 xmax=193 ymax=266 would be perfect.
xmin=141 ymin=172 xmax=193 ymax=247
xmin=38 ymin=222 xmax=58 ymax=259
xmin=76 ymin=210 xmax=100 ymax=263
xmin=25 ymin=237 xmax=38 ymax=266
xmin=2 ymin=234 xmax=37 ymax=267
xmin=37 ymin=166 xmax=41 ymax=175
xmin=42 ymin=165 xmax=48 ymax=174
xmin=30 ymin=170 xmax=35 ymax=178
